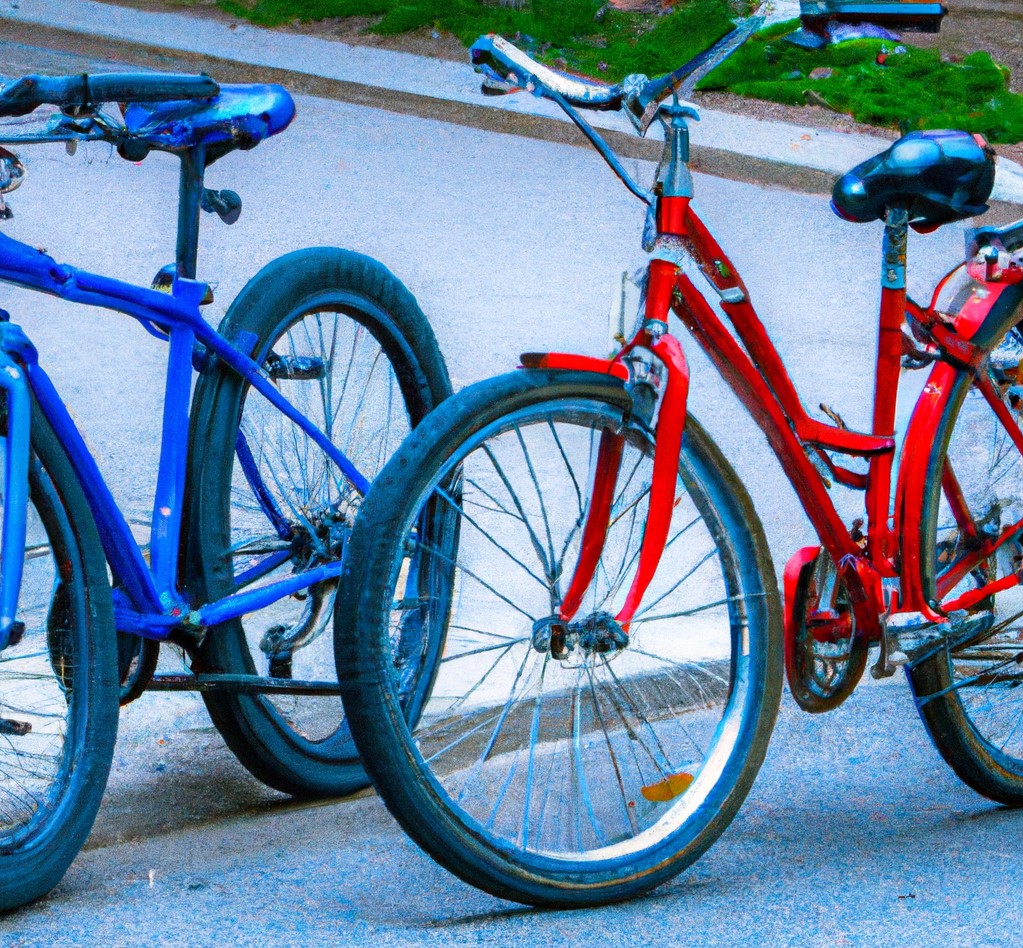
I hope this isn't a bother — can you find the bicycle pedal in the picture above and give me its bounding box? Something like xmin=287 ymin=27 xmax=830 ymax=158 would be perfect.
xmin=871 ymin=609 xmax=995 ymax=678
xmin=886 ymin=611 xmax=950 ymax=652
xmin=265 ymin=353 xmax=326 ymax=381
xmin=872 ymin=611 xmax=947 ymax=678
xmin=870 ymin=650 xmax=909 ymax=678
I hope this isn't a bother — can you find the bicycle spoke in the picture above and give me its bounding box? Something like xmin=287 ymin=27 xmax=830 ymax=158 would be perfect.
xmin=433 ymin=484 xmax=550 ymax=590
xmin=598 ymin=655 xmax=674 ymax=774
xmin=630 ymin=596 xmax=732 ymax=624
xmin=572 ymin=667 xmax=606 ymax=848
xmin=415 ymin=536 xmax=538 ymax=623
xmin=519 ymin=655 xmax=549 ymax=847
xmin=440 ymin=637 xmax=530 ymax=664
xmin=585 ymin=662 xmax=639 ymax=837
xmin=455 ymin=647 xmax=533 ymax=808
xmin=482 ymin=444 xmax=553 ymax=580
xmin=514 ymin=425 xmax=558 ymax=582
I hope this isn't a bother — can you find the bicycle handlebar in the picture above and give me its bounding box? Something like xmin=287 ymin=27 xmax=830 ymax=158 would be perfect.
xmin=470 ymin=36 xmax=623 ymax=112
xmin=0 ymin=73 xmax=220 ymax=118
xmin=471 ymin=2 xmax=769 ymax=134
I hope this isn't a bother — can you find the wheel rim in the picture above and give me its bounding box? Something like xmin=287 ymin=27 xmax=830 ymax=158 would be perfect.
xmin=229 ymin=306 xmax=415 ymax=751
xmin=383 ymin=399 xmax=760 ymax=863
xmin=0 ymin=451 xmax=89 ymax=851
xmin=927 ymin=335 xmax=1023 ymax=764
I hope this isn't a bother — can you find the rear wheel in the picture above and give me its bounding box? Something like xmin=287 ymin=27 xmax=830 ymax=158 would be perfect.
xmin=911 ymin=309 xmax=1023 ymax=804
xmin=336 ymin=370 xmax=782 ymax=906
xmin=188 ymin=248 xmax=450 ymax=797
xmin=0 ymin=398 xmax=117 ymax=909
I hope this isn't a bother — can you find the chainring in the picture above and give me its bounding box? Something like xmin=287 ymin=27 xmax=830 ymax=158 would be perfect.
xmin=785 ymin=549 xmax=868 ymax=713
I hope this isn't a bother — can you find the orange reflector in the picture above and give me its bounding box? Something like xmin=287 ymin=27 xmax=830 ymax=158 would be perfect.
xmin=640 ymin=772 xmax=694 ymax=802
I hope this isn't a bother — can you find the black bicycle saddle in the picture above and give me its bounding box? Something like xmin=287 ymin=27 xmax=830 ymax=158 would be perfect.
xmin=832 ymin=129 xmax=995 ymax=228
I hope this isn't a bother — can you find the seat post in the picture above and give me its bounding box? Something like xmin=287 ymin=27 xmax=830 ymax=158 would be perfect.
xmin=175 ymin=143 xmax=207 ymax=280
xmin=867 ymin=204 xmax=910 ymax=565
xmin=881 ymin=205 xmax=909 ymax=293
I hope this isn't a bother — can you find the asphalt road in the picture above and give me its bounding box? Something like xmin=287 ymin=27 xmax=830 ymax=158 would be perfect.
xmin=0 ymin=39 xmax=1019 ymax=947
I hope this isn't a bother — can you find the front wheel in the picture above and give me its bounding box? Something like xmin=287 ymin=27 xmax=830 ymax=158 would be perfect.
xmin=187 ymin=248 xmax=450 ymax=797
xmin=335 ymin=369 xmax=782 ymax=907
xmin=0 ymin=398 xmax=118 ymax=910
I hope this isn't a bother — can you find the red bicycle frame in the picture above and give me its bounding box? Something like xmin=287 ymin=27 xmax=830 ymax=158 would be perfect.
xmin=528 ymin=189 xmax=1023 ymax=658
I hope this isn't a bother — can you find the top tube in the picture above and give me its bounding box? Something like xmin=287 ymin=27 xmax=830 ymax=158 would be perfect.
xmin=0 ymin=229 xmax=372 ymax=496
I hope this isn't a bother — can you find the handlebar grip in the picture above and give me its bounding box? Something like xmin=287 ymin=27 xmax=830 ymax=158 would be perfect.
xmin=470 ymin=35 xmax=622 ymax=111
xmin=0 ymin=73 xmax=220 ymax=117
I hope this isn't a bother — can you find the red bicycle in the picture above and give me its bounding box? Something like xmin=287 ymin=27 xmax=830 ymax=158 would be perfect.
xmin=334 ymin=22 xmax=1023 ymax=907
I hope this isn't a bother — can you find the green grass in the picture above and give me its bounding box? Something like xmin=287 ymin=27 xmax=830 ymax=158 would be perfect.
xmin=223 ymin=0 xmax=611 ymax=45
xmin=699 ymin=19 xmax=1023 ymax=143
xmin=216 ymin=0 xmax=743 ymax=82
xmin=212 ymin=1 xmax=1023 ymax=143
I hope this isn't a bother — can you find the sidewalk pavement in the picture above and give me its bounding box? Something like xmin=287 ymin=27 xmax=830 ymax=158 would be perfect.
xmin=1 ymin=0 xmax=1022 ymax=208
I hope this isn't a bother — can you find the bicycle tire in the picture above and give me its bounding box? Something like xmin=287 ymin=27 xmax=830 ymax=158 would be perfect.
xmin=0 ymin=396 xmax=118 ymax=910
xmin=186 ymin=247 xmax=450 ymax=797
xmin=910 ymin=289 xmax=1023 ymax=803
xmin=335 ymin=369 xmax=782 ymax=907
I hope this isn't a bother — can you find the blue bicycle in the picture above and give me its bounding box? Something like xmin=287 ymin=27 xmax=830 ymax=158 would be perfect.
xmin=0 ymin=72 xmax=449 ymax=908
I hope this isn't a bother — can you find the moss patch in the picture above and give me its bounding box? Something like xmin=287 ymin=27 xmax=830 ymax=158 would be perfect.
xmin=699 ymin=20 xmax=1023 ymax=144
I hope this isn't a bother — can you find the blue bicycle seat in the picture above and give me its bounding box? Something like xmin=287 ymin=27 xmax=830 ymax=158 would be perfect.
xmin=122 ymin=83 xmax=295 ymax=159
xmin=831 ymin=129 xmax=995 ymax=228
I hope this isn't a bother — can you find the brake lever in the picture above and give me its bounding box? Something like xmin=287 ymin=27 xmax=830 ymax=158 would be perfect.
xmin=480 ymin=76 xmax=521 ymax=97
xmin=625 ymin=1 xmax=771 ymax=135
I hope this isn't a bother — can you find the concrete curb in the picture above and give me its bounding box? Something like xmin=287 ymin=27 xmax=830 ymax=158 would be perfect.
xmin=1 ymin=1 xmax=1021 ymax=211
xmin=0 ymin=17 xmax=840 ymax=195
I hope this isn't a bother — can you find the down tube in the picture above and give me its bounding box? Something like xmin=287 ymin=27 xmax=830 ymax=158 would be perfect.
xmin=668 ymin=273 xmax=859 ymax=566
xmin=26 ymin=361 xmax=162 ymax=611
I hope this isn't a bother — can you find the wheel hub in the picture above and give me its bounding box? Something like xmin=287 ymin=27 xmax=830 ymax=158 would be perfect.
xmin=289 ymin=502 xmax=351 ymax=568
xmin=531 ymin=611 xmax=629 ymax=663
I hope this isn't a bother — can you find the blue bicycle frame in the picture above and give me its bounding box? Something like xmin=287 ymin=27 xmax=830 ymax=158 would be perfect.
xmin=0 ymin=230 xmax=369 ymax=648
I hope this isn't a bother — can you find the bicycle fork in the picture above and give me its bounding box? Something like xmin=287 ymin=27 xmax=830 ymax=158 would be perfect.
xmin=0 ymin=319 xmax=33 ymax=650
xmin=555 ymin=258 xmax=690 ymax=633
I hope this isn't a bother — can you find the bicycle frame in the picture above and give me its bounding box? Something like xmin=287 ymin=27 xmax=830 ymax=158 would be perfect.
xmin=0 ymin=229 xmax=369 ymax=646
xmin=529 ymin=169 xmax=1023 ymax=656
